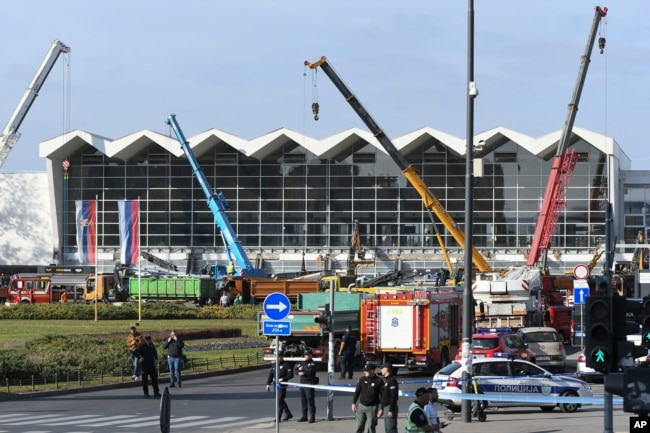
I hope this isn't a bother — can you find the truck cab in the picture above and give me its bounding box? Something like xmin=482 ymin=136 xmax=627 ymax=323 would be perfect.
xmin=83 ymin=274 xmax=128 ymax=303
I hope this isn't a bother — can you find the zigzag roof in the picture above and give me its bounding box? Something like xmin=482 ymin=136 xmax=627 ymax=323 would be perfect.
xmin=39 ymin=125 xmax=630 ymax=168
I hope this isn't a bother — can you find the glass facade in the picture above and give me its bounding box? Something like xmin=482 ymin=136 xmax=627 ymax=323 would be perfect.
xmin=61 ymin=136 xmax=613 ymax=264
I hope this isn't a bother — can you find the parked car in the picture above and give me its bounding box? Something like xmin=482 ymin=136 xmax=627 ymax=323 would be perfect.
xmin=433 ymin=357 xmax=593 ymax=413
xmin=455 ymin=331 xmax=535 ymax=363
xmin=516 ymin=327 xmax=566 ymax=373
xmin=575 ymin=350 xmax=604 ymax=382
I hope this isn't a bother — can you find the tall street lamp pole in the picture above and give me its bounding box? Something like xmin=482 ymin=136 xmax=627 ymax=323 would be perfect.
xmin=462 ymin=0 xmax=477 ymax=422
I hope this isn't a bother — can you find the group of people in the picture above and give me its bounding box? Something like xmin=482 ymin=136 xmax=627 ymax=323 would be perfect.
xmin=126 ymin=326 xmax=185 ymax=398
xmin=266 ymin=349 xmax=318 ymax=423
xmin=265 ymin=351 xmax=443 ymax=432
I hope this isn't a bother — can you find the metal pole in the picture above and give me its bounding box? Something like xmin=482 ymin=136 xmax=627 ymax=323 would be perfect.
xmin=275 ymin=335 xmax=279 ymax=433
xmin=327 ymin=279 xmax=335 ymax=420
xmin=461 ymin=0 xmax=476 ymax=422
xmin=603 ymin=202 xmax=614 ymax=433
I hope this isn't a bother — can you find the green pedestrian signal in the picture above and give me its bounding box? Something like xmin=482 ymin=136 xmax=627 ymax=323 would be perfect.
xmin=585 ymin=296 xmax=614 ymax=372
xmin=591 ymin=348 xmax=607 ymax=364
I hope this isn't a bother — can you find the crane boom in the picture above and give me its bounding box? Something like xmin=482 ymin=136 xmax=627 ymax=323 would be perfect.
xmin=0 ymin=39 xmax=70 ymax=169
xmin=526 ymin=6 xmax=608 ymax=268
xmin=166 ymin=114 xmax=266 ymax=277
xmin=304 ymin=56 xmax=492 ymax=272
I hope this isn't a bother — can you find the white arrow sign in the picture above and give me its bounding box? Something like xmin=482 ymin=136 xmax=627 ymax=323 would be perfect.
xmin=266 ymin=302 xmax=288 ymax=312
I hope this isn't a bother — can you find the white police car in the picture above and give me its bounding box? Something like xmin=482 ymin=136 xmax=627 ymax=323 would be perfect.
xmin=432 ymin=357 xmax=592 ymax=413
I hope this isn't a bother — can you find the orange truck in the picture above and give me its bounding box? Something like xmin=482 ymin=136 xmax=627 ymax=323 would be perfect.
xmin=218 ymin=274 xmax=349 ymax=303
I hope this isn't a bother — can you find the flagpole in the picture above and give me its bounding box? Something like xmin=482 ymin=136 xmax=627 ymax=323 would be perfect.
xmin=138 ymin=197 xmax=142 ymax=322
xmin=94 ymin=194 xmax=99 ymax=321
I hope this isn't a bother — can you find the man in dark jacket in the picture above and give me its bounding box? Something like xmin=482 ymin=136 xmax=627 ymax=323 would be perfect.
xmin=162 ymin=330 xmax=184 ymax=388
xmin=352 ymin=363 xmax=384 ymax=433
xmin=295 ymin=349 xmax=318 ymax=423
xmin=135 ymin=336 xmax=160 ymax=398
xmin=265 ymin=352 xmax=294 ymax=421
xmin=380 ymin=362 xmax=399 ymax=433
xmin=339 ymin=325 xmax=357 ymax=379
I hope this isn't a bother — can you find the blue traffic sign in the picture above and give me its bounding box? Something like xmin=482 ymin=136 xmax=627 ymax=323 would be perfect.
xmin=263 ymin=292 xmax=291 ymax=321
xmin=574 ymin=287 xmax=589 ymax=305
xmin=263 ymin=320 xmax=292 ymax=336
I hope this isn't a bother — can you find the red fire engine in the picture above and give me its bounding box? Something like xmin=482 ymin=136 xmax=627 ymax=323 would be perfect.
xmin=6 ymin=274 xmax=62 ymax=304
xmin=360 ymin=289 xmax=462 ymax=371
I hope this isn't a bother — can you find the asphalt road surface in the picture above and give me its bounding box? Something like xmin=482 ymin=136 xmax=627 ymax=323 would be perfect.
xmin=0 ymin=365 xmax=636 ymax=433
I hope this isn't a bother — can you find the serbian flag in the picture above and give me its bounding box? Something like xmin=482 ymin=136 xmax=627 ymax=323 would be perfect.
xmin=75 ymin=200 xmax=97 ymax=264
xmin=118 ymin=200 xmax=140 ymax=265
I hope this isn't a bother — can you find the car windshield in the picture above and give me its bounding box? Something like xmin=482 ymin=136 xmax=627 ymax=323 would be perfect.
xmin=438 ymin=362 xmax=462 ymax=376
xmin=472 ymin=338 xmax=499 ymax=349
xmin=503 ymin=335 xmax=525 ymax=349
xmin=524 ymin=331 xmax=560 ymax=343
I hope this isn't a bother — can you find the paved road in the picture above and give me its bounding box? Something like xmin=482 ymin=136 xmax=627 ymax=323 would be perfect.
xmin=0 ymin=366 xmax=634 ymax=433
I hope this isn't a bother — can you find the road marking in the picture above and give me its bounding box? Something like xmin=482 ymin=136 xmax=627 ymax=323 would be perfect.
xmin=175 ymin=416 xmax=244 ymax=428
xmin=5 ymin=415 xmax=96 ymax=425
xmin=82 ymin=415 xmax=159 ymax=427
xmin=201 ymin=417 xmax=275 ymax=429
xmin=45 ymin=414 xmax=135 ymax=425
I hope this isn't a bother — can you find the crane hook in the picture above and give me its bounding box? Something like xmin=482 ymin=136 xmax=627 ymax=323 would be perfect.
xmin=598 ymin=37 xmax=606 ymax=54
xmin=311 ymin=102 xmax=320 ymax=121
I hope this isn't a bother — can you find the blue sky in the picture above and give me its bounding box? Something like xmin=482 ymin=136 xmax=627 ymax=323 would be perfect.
xmin=1 ymin=1 xmax=648 ymax=172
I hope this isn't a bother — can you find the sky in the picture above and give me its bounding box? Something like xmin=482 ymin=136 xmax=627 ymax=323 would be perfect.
xmin=1 ymin=1 xmax=648 ymax=172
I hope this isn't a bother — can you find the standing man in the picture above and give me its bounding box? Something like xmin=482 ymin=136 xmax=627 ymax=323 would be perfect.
xmin=136 ymin=335 xmax=161 ymax=398
xmin=220 ymin=291 xmax=230 ymax=307
xmin=339 ymin=325 xmax=357 ymax=379
xmin=423 ymin=387 xmax=443 ymax=432
xmin=227 ymin=262 xmax=235 ymax=276
xmin=405 ymin=388 xmax=435 ymax=433
xmin=352 ymin=363 xmax=384 ymax=433
xmin=380 ymin=362 xmax=399 ymax=433
xmin=295 ymin=349 xmax=318 ymax=423
xmin=265 ymin=351 xmax=294 ymax=421
xmin=162 ymin=330 xmax=184 ymax=388
xmin=126 ymin=325 xmax=144 ymax=381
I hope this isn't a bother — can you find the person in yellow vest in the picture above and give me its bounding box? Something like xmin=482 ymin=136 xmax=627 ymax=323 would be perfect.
xmin=405 ymin=388 xmax=435 ymax=433
xmin=227 ymin=262 xmax=235 ymax=275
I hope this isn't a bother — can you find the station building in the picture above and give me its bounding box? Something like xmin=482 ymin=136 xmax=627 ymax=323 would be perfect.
xmin=28 ymin=124 xmax=649 ymax=277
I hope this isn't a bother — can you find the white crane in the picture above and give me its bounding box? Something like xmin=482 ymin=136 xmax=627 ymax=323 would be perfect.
xmin=0 ymin=39 xmax=70 ymax=169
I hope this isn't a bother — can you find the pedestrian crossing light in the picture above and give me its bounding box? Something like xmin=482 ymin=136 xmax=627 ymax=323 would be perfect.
xmin=585 ymin=296 xmax=614 ymax=372
xmin=314 ymin=303 xmax=332 ymax=332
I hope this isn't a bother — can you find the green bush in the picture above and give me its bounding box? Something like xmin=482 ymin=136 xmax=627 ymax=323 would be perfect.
xmin=0 ymin=303 xmax=260 ymax=321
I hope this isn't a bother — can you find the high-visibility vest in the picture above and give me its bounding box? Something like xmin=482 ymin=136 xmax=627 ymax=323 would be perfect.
xmin=405 ymin=402 xmax=430 ymax=433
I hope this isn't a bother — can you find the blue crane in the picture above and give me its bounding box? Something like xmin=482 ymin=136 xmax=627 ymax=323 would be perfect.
xmin=166 ymin=114 xmax=266 ymax=278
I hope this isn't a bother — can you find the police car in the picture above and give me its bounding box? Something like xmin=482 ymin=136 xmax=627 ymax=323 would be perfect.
xmin=432 ymin=357 xmax=593 ymax=413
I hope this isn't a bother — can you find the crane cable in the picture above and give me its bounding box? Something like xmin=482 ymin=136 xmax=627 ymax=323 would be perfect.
xmin=310 ymin=65 xmax=320 ymax=121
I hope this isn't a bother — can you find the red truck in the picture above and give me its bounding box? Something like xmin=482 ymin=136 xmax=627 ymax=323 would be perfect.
xmin=6 ymin=274 xmax=63 ymax=304
xmin=360 ymin=289 xmax=463 ymax=372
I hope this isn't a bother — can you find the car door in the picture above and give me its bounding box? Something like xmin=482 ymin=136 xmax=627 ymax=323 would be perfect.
xmin=473 ymin=361 xmax=521 ymax=407
xmin=510 ymin=360 xmax=556 ymax=406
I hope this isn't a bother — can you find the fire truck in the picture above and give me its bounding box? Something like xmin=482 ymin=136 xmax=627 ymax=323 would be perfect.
xmin=5 ymin=274 xmax=63 ymax=304
xmin=360 ymin=289 xmax=462 ymax=371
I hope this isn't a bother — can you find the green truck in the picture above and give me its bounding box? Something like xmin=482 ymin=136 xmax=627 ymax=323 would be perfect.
xmin=257 ymin=292 xmax=361 ymax=364
xmin=128 ymin=276 xmax=218 ymax=304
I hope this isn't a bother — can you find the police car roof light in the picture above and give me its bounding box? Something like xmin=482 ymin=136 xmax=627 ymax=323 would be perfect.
xmin=476 ymin=327 xmax=516 ymax=334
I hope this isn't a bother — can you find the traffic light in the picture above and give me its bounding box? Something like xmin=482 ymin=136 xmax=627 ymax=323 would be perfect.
xmin=642 ymin=297 xmax=650 ymax=347
xmin=314 ymin=303 xmax=331 ymax=331
xmin=606 ymin=368 xmax=650 ymax=414
xmin=585 ymin=296 xmax=614 ymax=372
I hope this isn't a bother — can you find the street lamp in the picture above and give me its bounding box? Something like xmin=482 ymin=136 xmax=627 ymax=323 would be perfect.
xmin=462 ymin=0 xmax=477 ymax=422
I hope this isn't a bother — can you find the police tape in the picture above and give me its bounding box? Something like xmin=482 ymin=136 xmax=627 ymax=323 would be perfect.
xmin=285 ymin=382 xmax=623 ymax=406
